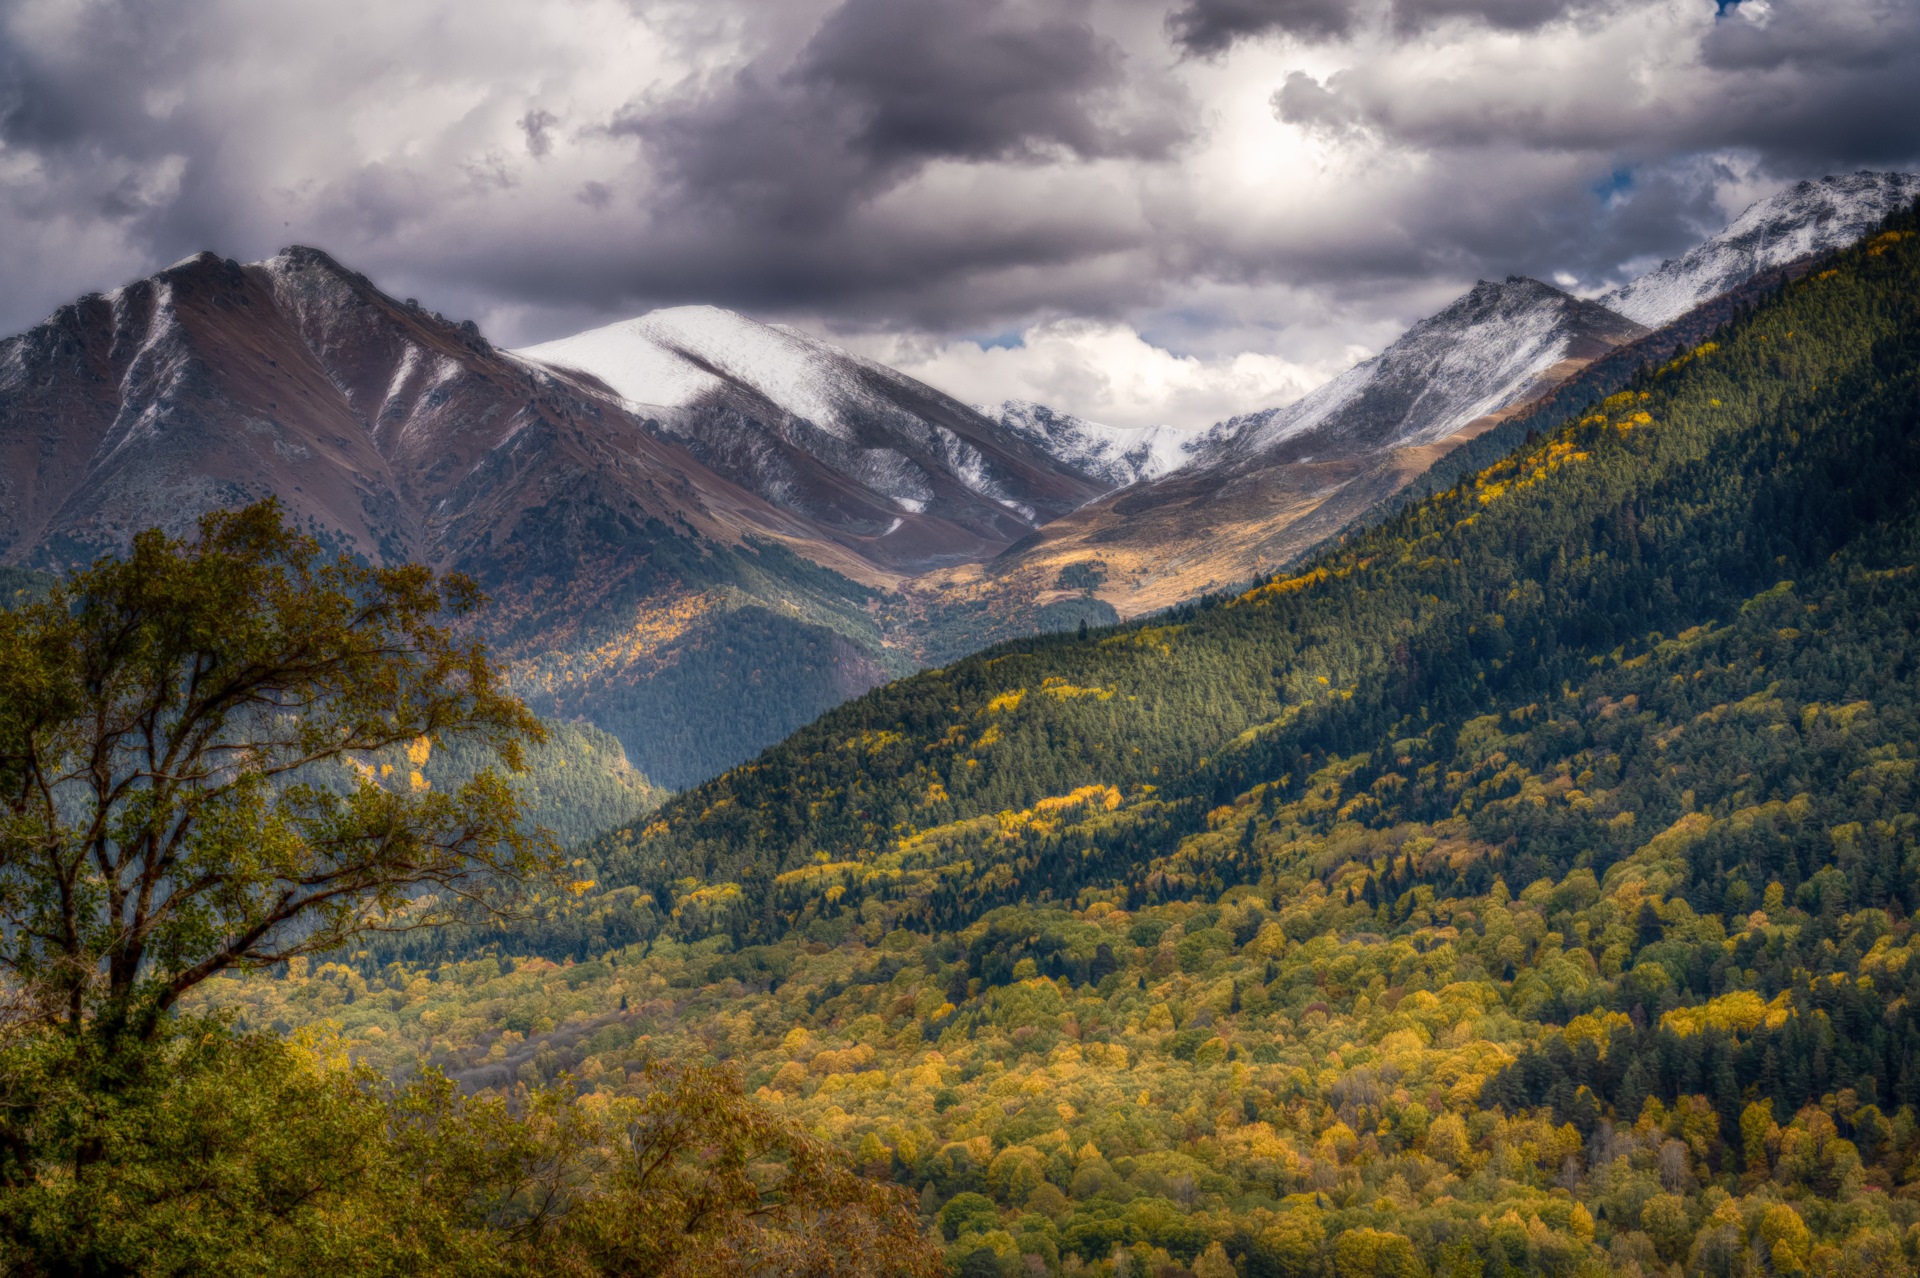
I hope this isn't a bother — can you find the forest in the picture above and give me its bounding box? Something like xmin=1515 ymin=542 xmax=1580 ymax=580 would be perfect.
xmin=177 ymin=205 xmax=1920 ymax=1278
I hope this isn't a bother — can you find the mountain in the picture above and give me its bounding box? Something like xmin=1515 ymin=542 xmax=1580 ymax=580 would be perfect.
xmin=919 ymin=277 xmax=1645 ymax=617
xmin=199 ymin=205 xmax=1920 ymax=1278
xmin=593 ymin=205 xmax=1920 ymax=910
xmin=517 ymin=307 xmax=1109 ymax=570
xmin=0 ymin=250 xmax=1117 ymax=789
xmin=936 ymin=175 xmax=1920 ymax=623
xmin=1601 ymin=169 xmax=1920 ymax=327
xmin=1406 ymin=248 xmax=1839 ymax=508
xmin=973 ymin=399 xmax=1200 ymax=488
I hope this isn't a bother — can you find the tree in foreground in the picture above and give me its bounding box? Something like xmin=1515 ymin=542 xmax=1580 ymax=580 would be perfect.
xmin=0 ymin=499 xmax=553 ymax=1042
xmin=0 ymin=502 xmax=941 ymax=1276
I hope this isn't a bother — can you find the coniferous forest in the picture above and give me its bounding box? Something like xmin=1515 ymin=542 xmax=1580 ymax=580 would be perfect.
xmin=160 ymin=206 xmax=1920 ymax=1278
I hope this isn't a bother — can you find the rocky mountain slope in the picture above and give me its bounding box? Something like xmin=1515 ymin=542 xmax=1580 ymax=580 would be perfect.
xmin=1192 ymin=276 xmax=1646 ymax=471
xmin=0 ymin=249 xmax=1118 ymax=788
xmin=1601 ymin=170 xmax=1920 ymax=326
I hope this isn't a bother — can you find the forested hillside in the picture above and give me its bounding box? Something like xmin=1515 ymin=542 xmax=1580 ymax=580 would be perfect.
xmin=406 ymin=717 xmax=665 ymax=848
xmin=198 ymin=205 xmax=1920 ymax=1278
xmin=589 ymin=206 xmax=1920 ymax=944
xmin=0 ymin=565 xmax=51 ymax=608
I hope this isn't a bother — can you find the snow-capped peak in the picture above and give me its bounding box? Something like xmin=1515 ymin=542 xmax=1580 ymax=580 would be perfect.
xmin=975 ymin=400 xmax=1202 ymax=488
xmin=510 ymin=305 xmax=1115 ymax=548
xmin=1189 ymin=276 xmax=1646 ymax=472
xmin=1601 ymin=171 xmax=1920 ymax=328
xmin=515 ymin=304 xmax=911 ymax=439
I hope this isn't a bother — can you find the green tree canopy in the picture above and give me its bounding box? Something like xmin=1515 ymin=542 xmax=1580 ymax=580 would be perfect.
xmin=0 ymin=500 xmax=557 ymax=1040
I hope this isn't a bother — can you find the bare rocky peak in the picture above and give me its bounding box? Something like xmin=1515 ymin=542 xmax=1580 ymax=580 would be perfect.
xmin=0 ymin=249 xmax=416 ymax=568
xmin=0 ymin=248 xmax=1122 ymax=592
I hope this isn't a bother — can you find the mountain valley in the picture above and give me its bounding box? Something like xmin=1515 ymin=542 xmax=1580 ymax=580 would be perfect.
xmin=187 ymin=200 xmax=1920 ymax=1278
xmin=7 ymin=0 xmax=1919 ymax=1259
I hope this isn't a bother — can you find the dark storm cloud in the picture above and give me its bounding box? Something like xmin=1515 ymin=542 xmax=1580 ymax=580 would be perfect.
xmin=803 ymin=0 xmax=1175 ymax=163
xmin=1164 ymin=0 xmax=1603 ymax=55
xmin=1165 ymin=0 xmax=1354 ymax=54
xmin=0 ymin=1 xmax=178 ymax=161
xmin=1270 ymin=70 xmax=1365 ymax=137
xmin=0 ymin=0 xmax=356 ymax=299
xmin=623 ymin=0 xmax=1187 ymax=233
xmin=1388 ymin=0 xmax=1583 ymax=33
xmin=0 ymin=0 xmax=1914 ymax=421
xmin=1703 ymin=0 xmax=1917 ymax=73
xmin=520 ymin=110 xmax=559 ymax=157
xmin=1269 ymin=0 xmax=1920 ymax=164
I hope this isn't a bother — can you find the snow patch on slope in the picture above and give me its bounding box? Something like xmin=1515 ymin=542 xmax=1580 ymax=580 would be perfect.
xmin=514 ymin=309 xmax=733 ymax=412
xmin=978 ymin=399 xmax=1202 ymax=487
xmin=1602 ymin=171 xmax=1920 ymax=328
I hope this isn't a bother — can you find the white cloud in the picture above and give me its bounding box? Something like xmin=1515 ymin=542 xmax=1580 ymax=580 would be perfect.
xmin=843 ymin=319 xmax=1362 ymax=431
xmin=0 ymin=0 xmax=1911 ymax=393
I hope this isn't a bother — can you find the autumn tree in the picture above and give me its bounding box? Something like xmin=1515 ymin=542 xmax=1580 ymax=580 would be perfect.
xmin=0 ymin=498 xmax=561 ymax=1229
xmin=0 ymin=500 xmax=556 ymax=1044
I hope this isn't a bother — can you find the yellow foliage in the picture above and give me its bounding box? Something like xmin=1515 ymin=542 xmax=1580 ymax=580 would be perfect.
xmin=810 ymin=1042 xmax=878 ymax=1076
xmin=515 ymin=589 xmax=720 ymax=692
xmin=1761 ymin=1204 xmax=1812 ymax=1273
xmin=1475 ymin=438 xmax=1590 ymax=508
xmin=775 ymin=861 xmax=867 ymax=890
xmin=1039 ymin=678 xmax=1114 ymax=701
xmin=1661 ymin=989 xmax=1794 ymax=1036
xmin=1426 ymin=1112 xmax=1470 ymax=1168
xmin=1334 ymin=1228 xmax=1421 ymax=1278
xmin=1562 ymin=1010 xmax=1631 ymax=1056
xmin=842 ymin=730 xmax=904 ymax=755
xmin=1238 ymin=568 xmax=1330 ymax=606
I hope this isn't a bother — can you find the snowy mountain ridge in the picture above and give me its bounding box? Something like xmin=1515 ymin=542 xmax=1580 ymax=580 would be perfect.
xmin=1600 ymin=171 xmax=1920 ymax=328
xmin=973 ymin=399 xmax=1202 ymax=488
xmin=521 ymin=306 xmax=936 ymax=441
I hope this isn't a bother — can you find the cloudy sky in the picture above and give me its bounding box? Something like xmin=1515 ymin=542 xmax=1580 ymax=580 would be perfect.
xmin=2 ymin=0 xmax=1915 ymax=429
